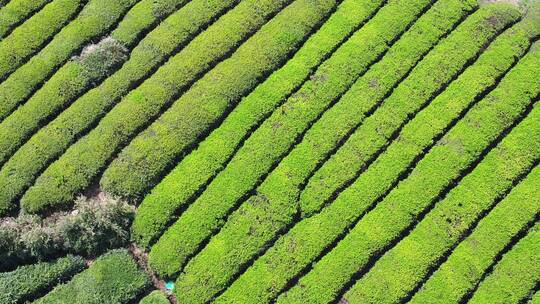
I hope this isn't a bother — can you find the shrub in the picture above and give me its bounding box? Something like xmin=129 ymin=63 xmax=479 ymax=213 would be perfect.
xmin=0 ymin=37 xmax=127 ymax=167
xmin=277 ymin=35 xmax=540 ymax=304
xmin=185 ymin=4 xmax=523 ymax=303
xmin=0 ymin=0 xmax=51 ymax=39
xmin=0 ymin=0 xmax=241 ymax=216
xmin=0 ymin=0 xmax=83 ymax=81
xmin=0 ymin=255 xmax=85 ymax=304
xmin=468 ymin=223 xmax=540 ymax=304
xmin=131 ymin=0 xmax=387 ymax=249
xmin=0 ymin=0 xmax=138 ymax=121
xmin=0 ymin=196 xmax=134 ymax=270
xmin=343 ymin=102 xmax=540 ymax=303
xmin=21 ymin=0 xmax=321 ymax=213
xmin=139 ymin=291 xmax=170 ymax=304
xmin=410 ymin=165 xmax=540 ymax=303
xmin=34 ymin=250 xmax=151 ymax=304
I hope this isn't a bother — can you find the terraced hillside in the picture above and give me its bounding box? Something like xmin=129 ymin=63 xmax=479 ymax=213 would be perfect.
xmin=0 ymin=0 xmax=538 ymax=303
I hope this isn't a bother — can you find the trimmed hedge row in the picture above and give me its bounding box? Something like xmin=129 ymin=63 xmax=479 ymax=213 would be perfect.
xmin=410 ymin=164 xmax=540 ymax=303
xmin=20 ymin=0 xmax=298 ymax=214
xmin=468 ymin=222 xmax=540 ymax=304
xmin=0 ymin=0 xmax=240 ymax=216
xmin=147 ymin=0 xmax=437 ymax=279
xmin=0 ymin=0 xmax=82 ymax=81
xmin=0 ymin=0 xmax=138 ymax=121
xmin=343 ymin=104 xmax=540 ymax=303
xmin=131 ymin=0 xmax=387 ymax=249
xmin=0 ymin=38 xmax=127 ymax=166
xmin=0 ymin=0 xmax=196 ymax=166
xmin=299 ymin=3 xmax=534 ymax=217
xmin=99 ymin=0 xmax=343 ymax=201
xmin=176 ymin=1 xmax=488 ymax=302
xmin=277 ymin=33 xmax=540 ymax=304
xmin=110 ymin=0 xmax=191 ymax=47
xmin=0 ymin=255 xmax=85 ymax=304
xmin=139 ymin=291 xmax=170 ymax=304
xmin=0 ymin=0 xmax=51 ymax=39
xmin=211 ymin=4 xmax=527 ymax=303
xmin=34 ymin=250 xmax=151 ymax=304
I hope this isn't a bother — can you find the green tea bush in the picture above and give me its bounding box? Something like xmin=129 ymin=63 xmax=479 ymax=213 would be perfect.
xmin=0 ymin=255 xmax=85 ymax=304
xmin=468 ymin=223 xmax=540 ymax=304
xmin=190 ymin=4 xmax=522 ymax=303
xmin=139 ymin=291 xmax=170 ymax=304
xmin=0 ymin=0 xmax=137 ymax=121
xmin=410 ymin=165 xmax=540 ymax=303
xmin=34 ymin=250 xmax=151 ymax=304
xmin=0 ymin=0 xmax=240 ymax=216
xmin=0 ymin=0 xmax=51 ymax=39
xmin=0 ymin=0 xmax=83 ymax=80
xmin=132 ymin=0 xmax=387 ymax=249
xmin=278 ymin=36 xmax=540 ymax=304
xmin=21 ymin=0 xmax=298 ymax=214
xmin=344 ymin=103 xmax=540 ymax=303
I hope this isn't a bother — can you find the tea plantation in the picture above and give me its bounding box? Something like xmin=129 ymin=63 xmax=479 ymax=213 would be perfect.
xmin=0 ymin=0 xmax=538 ymax=303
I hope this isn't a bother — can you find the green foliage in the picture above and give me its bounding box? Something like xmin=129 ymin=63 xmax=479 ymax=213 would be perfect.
xmin=0 ymin=0 xmax=82 ymax=80
xmin=111 ymin=0 xmax=190 ymax=46
xmin=300 ymin=2 xmax=527 ymax=217
xmin=200 ymin=4 xmax=525 ymax=303
xmin=21 ymin=0 xmax=296 ymax=214
xmin=0 ymin=0 xmax=240 ymax=216
xmin=131 ymin=0 xmax=387 ymax=249
xmin=0 ymin=197 xmax=134 ymax=269
xmin=0 ymin=0 xmax=137 ymax=122
xmin=468 ymin=223 xmax=540 ymax=304
xmin=147 ymin=0 xmax=439 ymax=280
xmin=34 ymin=250 xmax=151 ymax=304
xmin=100 ymin=0 xmax=340 ymax=201
xmin=0 ymin=37 xmax=127 ymax=167
xmin=139 ymin=291 xmax=170 ymax=304
xmin=410 ymin=164 xmax=540 ymax=303
xmin=343 ymin=104 xmax=540 ymax=303
xmin=277 ymin=36 xmax=540 ymax=304
xmin=0 ymin=255 xmax=85 ymax=304
xmin=0 ymin=0 xmax=51 ymax=39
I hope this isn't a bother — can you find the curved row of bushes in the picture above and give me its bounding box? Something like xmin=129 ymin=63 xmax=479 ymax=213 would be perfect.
xmin=468 ymin=222 xmax=540 ymax=304
xmin=147 ymin=0 xmax=438 ymax=279
xmin=0 ymin=0 xmax=196 ymax=168
xmin=139 ymin=291 xmax=170 ymax=304
xmin=299 ymin=2 xmax=531 ymax=216
xmin=34 ymin=250 xmax=150 ymax=304
xmin=0 ymin=255 xmax=85 ymax=304
xmin=109 ymin=0 xmax=191 ymax=48
xmin=99 ymin=0 xmax=344 ymax=200
xmin=0 ymin=0 xmax=51 ymax=39
xmin=0 ymin=0 xmax=241 ymax=217
xmin=344 ymin=103 xmax=540 ymax=303
xmin=194 ymin=4 xmax=520 ymax=303
xmin=131 ymin=0 xmax=387 ymax=249
xmin=0 ymin=38 xmax=127 ymax=166
xmin=0 ymin=0 xmax=137 ymax=121
xmin=0 ymin=0 xmax=83 ymax=81
xmin=410 ymin=164 xmax=540 ymax=303
xmin=20 ymin=0 xmax=299 ymax=214
xmin=277 ymin=37 xmax=540 ymax=304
